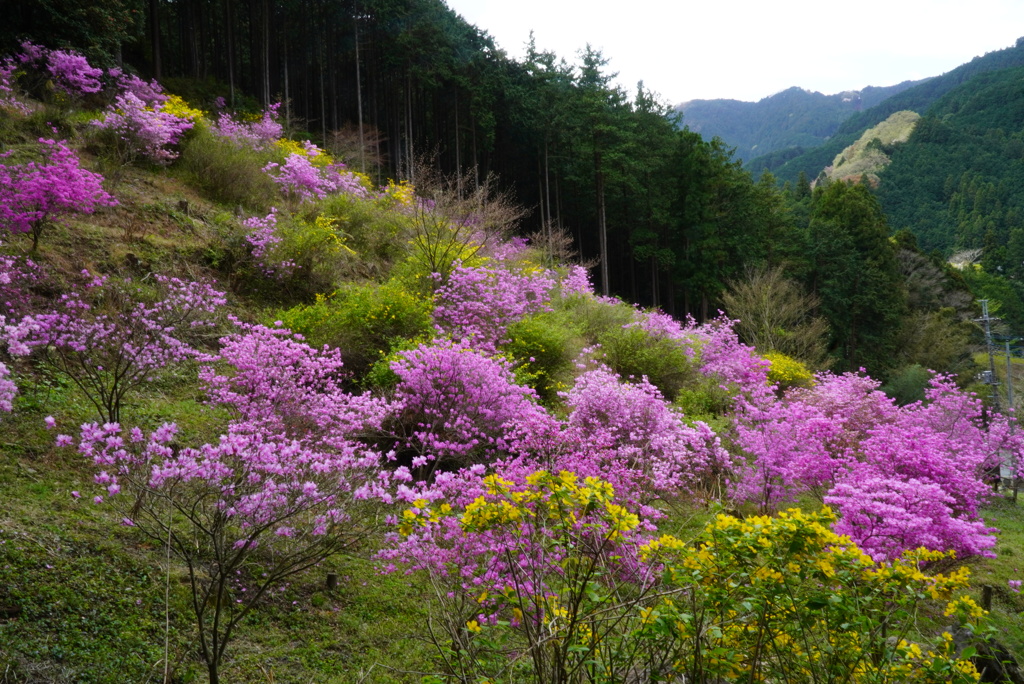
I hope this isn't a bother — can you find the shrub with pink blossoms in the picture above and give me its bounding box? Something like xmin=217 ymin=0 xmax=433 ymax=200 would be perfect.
xmin=106 ymin=68 xmax=167 ymax=107
xmin=199 ymin=322 xmax=391 ymax=451
xmin=682 ymin=315 xmax=774 ymax=409
xmin=0 ymin=241 xmax=44 ymax=318
xmin=734 ymin=371 xmax=1018 ymax=559
xmin=0 ymin=138 xmax=117 ymax=249
xmin=388 ymin=340 xmax=553 ymax=477
xmin=558 ymin=264 xmax=595 ymax=298
xmin=562 ymin=366 xmax=732 ymax=503
xmin=0 ymin=317 xmax=16 ymax=418
xmin=8 ymin=274 xmax=225 ymax=422
xmin=64 ymin=417 xmax=393 ymax=684
xmin=263 ymin=155 xmax=371 ymax=203
xmin=0 ymin=58 xmax=29 ymax=114
xmin=210 ymin=104 xmax=283 ymax=150
xmin=433 ymin=263 xmax=556 ymax=353
xmin=242 ymin=208 xmax=296 ymax=277
xmin=92 ymin=91 xmax=195 ymax=164
xmin=263 ymin=153 xmax=325 ymax=202
xmin=380 ymin=468 xmax=654 ymax=680
xmin=8 ymin=41 xmax=102 ymax=102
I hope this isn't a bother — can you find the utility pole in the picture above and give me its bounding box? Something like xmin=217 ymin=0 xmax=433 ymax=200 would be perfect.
xmin=977 ymin=300 xmax=1001 ymax=412
xmin=1005 ymin=338 xmax=1019 ymax=502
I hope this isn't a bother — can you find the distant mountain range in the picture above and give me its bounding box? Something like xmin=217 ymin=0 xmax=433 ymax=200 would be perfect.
xmin=676 ymin=82 xmax=924 ymax=162
xmin=745 ymin=38 xmax=1024 ymax=182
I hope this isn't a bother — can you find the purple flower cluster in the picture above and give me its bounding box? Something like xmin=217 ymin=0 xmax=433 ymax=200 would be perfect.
xmin=210 ymin=104 xmax=283 ymax=150
xmin=563 ymin=366 xmax=732 ymax=502
xmin=92 ymin=92 xmax=194 ymax=164
xmin=0 ymin=316 xmax=16 ymax=417
xmin=200 ymin=321 xmax=391 ymax=452
xmin=389 ymin=340 xmax=552 ymax=475
xmin=433 ymin=263 xmax=556 ymax=352
xmin=734 ymin=371 xmax=1021 ymax=559
xmin=0 ymin=241 xmax=43 ymax=318
xmin=242 ymin=208 xmax=296 ymax=276
xmin=0 ymin=138 xmax=117 ymax=248
xmin=263 ymin=156 xmax=370 ymax=203
xmin=106 ymin=68 xmax=167 ymax=107
xmin=9 ymin=41 xmax=102 ymax=96
xmin=8 ymin=274 xmax=225 ymax=422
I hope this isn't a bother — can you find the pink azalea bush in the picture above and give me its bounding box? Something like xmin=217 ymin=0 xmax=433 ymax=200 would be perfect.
xmin=388 ymin=340 xmax=553 ymax=476
xmin=210 ymin=103 xmax=283 ymax=150
xmin=242 ymin=208 xmax=296 ymax=277
xmin=0 ymin=240 xmax=43 ymax=318
xmin=0 ymin=317 xmax=16 ymax=417
xmin=92 ymin=91 xmax=194 ymax=163
xmin=263 ymin=155 xmax=370 ymax=203
xmin=106 ymin=67 xmax=167 ymax=107
xmin=4 ymin=41 xmax=103 ymax=105
xmin=8 ymin=274 xmax=225 ymax=422
xmin=63 ymin=415 xmax=394 ymax=683
xmin=562 ymin=366 xmax=732 ymax=503
xmin=199 ymin=321 xmax=391 ymax=453
xmin=432 ymin=263 xmax=556 ymax=353
xmin=0 ymin=138 xmax=118 ymax=249
xmin=734 ymin=371 xmax=1020 ymax=559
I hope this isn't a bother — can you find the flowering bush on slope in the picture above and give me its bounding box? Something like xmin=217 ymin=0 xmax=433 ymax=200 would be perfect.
xmin=210 ymin=103 xmax=283 ymax=150
xmin=8 ymin=274 xmax=224 ymax=422
xmin=562 ymin=365 xmax=732 ymax=503
xmin=92 ymin=91 xmax=195 ymax=164
xmin=433 ymin=262 xmax=556 ymax=353
xmin=199 ymin=322 xmax=391 ymax=457
xmin=9 ymin=41 xmax=102 ymax=99
xmin=388 ymin=340 xmax=553 ymax=477
xmin=0 ymin=138 xmax=117 ymax=249
xmin=64 ymin=413 xmax=393 ymax=684
xmin=735 ymin=371 xmax=1019 ymax=559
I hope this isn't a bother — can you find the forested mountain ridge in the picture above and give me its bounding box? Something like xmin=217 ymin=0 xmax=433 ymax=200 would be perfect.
xmin=874 ymin=63 xmax=1024 ymax=275
xmin=677 ymin=81 xmax=923 ymax=162
xmin=748 ymin=37 xmax=1024 ymax=181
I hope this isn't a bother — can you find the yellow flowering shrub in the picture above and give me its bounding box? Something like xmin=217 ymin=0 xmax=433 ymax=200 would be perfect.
xmin=160 ymin=94 xmax=204 ymax=122
xmin=764 ymin=350 xmax=815 ymax=390
xmin=638 ymin=507 xmax=982 ymax=683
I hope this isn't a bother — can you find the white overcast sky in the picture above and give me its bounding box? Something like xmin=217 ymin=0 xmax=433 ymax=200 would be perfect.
xmin=443 ymin=0 xmax=1024 ymax=105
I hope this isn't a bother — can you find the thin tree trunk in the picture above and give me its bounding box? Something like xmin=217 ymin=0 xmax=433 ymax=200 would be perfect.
xmin=596 ymin=161 xmax=609 ymax=297
xmin=150 ymin=0 xmax=162 ymax=79
xmin=224 ymin=0 xmax=235 ymax=106
xmin=355 ymin=4 xmax=365 ymax=173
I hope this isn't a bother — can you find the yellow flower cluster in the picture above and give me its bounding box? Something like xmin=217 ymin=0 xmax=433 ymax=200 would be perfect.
xmin=458 ymin=471 xmax=637 ymax=537
xmin=635 ymin=507 xmax=984 ymax=683
xmin=763 ymin=350 xmax=814 ymax=389
xmin=160 ymin=94 xmax=204 ymax=122
xmin=379 ymin=179 xmax=416 ymax=207
xmin=273 ymin=138 xmax=335 ymax=167
xmin=397 ymin=498 xmax=452 ymax=536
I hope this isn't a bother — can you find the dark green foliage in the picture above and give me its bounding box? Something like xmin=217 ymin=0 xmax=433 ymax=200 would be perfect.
xmin=552 ymin=295 xmax=697 ymax=402
xmin=961 ymin=267 xmax=1024 ymax=333
xmin=177 ymin=127 xmax=276 ymax=212
xmin=502 ymin=313 xmax=578 ymax=403
xmin=881 ymin=364 xmax=934 ymax=405
xmin=0 ymin=0 xmax=145 ymax=66
xmin=805 ymin=181 xmax=906 ymax=376
xmin=275 ymin=281 xmax=434 ymax=384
